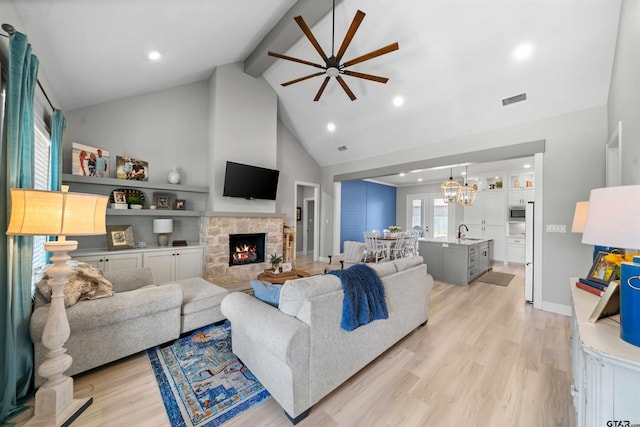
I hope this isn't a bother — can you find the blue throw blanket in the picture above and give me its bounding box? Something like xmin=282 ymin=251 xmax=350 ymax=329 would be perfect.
xmin=328 ymin=264 xmax=388 ymax=331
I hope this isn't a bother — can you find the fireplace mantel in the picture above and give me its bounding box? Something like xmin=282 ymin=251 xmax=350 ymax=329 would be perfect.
xmin=204 ymin=211 xmax=286 ymax=219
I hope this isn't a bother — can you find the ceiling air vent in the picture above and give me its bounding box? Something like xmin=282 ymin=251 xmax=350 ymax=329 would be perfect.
xmin=337 ymin=145 xmax=348 ymax=152
xmin=502 ymin=93 xmax=527 ymax=107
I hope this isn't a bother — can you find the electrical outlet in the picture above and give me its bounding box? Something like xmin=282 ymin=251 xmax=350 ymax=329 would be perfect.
xmin=546 ymin=224 xmax=566 ymax=233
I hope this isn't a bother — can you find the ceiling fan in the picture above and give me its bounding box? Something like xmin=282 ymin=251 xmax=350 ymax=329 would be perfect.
xmin=268 ymin=0 xmax=399 ymax=102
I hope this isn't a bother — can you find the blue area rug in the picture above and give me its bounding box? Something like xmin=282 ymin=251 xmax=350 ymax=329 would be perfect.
xmin=146 ymin=321 xmax=270 ymax=427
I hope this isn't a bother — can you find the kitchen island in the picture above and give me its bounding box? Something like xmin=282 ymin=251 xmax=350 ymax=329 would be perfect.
xmin=418 ymin=238 xmax=494 ymax=286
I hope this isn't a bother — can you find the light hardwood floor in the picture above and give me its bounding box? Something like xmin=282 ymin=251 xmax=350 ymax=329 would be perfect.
xmin=13 ymin=258 xmax=575 ymax=427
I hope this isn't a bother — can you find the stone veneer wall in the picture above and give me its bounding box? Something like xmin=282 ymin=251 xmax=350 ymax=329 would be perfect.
xmin=202 ymin=213 xmax=284 ymax=286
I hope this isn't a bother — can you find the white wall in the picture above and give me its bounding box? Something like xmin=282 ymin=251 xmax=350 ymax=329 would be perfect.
xmin=321 ymin=106 xmax=607 ymax=309
xmin=65 ymin=80 xmax=209 ymax=185
xmin=208 ymin=63 xmax=277 ymax=212
xmin=608 ymin=0 xmax=640 ymax=185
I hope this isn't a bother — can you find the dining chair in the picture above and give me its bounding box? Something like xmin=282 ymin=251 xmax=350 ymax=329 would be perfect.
xmin=364 ymin=231 xmax=386 ymax=263
xmin=403 ymin=230 xmax=419 ymax=257
xmin=390 ymin=232 xmax=407 ymax=259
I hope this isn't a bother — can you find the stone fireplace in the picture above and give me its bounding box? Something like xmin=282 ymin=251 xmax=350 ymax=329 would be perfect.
xmin=202 ymin=212 xmax=285 ymax=286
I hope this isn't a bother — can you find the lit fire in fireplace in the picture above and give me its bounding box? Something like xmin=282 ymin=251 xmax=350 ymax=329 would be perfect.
xmin=232 ymin=244 xmax=257 ymax=264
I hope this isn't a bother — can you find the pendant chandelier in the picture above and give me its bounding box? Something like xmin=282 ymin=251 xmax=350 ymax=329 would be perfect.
xmin=441 ymin=168 xmax=461 ymax=204
xmin=458 ymin=165 xmax=477 ymax=206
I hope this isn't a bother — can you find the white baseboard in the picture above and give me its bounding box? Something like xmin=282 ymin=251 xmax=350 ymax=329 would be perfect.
xmin=318 ymin=256 xmax=329 ymax=263
xmin=540 ymin=301 xmax=572 ymax=317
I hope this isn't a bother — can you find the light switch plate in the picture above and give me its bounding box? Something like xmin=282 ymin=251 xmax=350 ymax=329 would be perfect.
xmin=546 ymin=224 xmax=566 ymax=233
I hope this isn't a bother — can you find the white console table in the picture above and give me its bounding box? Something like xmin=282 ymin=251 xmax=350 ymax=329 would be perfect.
xmin=569 ymin=278 xmax=640 ymax=426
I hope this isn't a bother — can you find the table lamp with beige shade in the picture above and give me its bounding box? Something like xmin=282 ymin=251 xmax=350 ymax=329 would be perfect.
xmin=581 ymin=185 xmax=640 ymax=347
xmin=6 ymin=186 xmax=108 ymax=426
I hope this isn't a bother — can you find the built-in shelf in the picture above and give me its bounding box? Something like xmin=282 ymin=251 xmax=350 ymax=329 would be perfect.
xmin=62 ymin=173 xmax=209 ymax=193
xmin=107 ymin=208 xmax=203 ymax=217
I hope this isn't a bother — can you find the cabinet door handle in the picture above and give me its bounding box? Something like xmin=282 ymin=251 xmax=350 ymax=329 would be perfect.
xmin=105 ymin=259 xmax=109 ymax=262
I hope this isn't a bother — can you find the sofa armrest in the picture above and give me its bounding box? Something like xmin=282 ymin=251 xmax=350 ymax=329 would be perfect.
xmin=30 ymin=284 xmax=183 ymax=338
xmin=221 ymin=292 xmax=309 ymax=367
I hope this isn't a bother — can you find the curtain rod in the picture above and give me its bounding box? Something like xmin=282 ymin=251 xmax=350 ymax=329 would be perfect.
xmin=2 ymin=23 xmax=58 ymax=112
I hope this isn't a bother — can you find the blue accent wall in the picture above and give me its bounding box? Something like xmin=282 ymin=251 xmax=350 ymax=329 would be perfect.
xmin=340 ymin=180 xmax=396 ymax=251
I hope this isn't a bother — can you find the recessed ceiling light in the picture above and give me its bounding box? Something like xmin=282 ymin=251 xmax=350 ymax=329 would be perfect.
xmin=461 ymin=171 xmax=467 ymax=176
xmin=523 ymin=164 xmax=532 ymax=169
xmin=148 ymin=50 xmax=161 ymax=61
xmin=514 ymin=43 xmax=532 ymax=61
xmin=327 ymin=122 xmax=336 ymax=132
xmin=393 ymin=96 xmax=404 ymax=107
xmin=417 ymin=178 xmax=423 ymax=182
xmin=399 ymin=173 xmax=406 ymax=177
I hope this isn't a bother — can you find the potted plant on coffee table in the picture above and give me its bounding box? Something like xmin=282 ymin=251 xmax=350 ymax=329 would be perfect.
xmin=270 ymin=253 xmax=283 ymax=273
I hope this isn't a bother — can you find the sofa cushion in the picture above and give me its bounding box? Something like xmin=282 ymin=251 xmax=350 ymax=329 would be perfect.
xmin=250 ymin=280 xmax=282 ymax=307
xmin=279 ymin=274 xmax=342 ymax=317
xmin=393 ymin=255 xmax=425 ymax=273
xmin=105 ymin=267 xmax=154 ymax=293
xmin=366 ymin=262 xmax=397 ymax=278
xmin=166 ymin=277 xmax=228 ymax=315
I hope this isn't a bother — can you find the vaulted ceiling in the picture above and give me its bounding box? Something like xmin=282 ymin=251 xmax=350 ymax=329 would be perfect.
xmin=9 ymin=0 xmax=621 ymax=169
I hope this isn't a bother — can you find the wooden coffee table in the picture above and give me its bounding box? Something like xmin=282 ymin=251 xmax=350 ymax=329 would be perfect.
xmin=257 ymin=269 xmax=310 ymax=284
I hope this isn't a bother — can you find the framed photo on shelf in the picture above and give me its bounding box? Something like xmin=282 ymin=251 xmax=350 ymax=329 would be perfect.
xmin=175 ymin=199 xmax=185 ymax=210
xmin=281 ymin=262 xmax=292 ymax=272
xmin=112 ymin=191 xmax=127 ymax=204
xmin=106 ymin=225 xmax=135 ymax=251
xmin=587 ymin=251 xmax=618 ymax=285
xmin=115 ymin=156 xmax=149 ymax=181
xmin=153 ymin=192 xmax=174 ymax=210
xmin=71 ymin=142 xmax=110 ymax=177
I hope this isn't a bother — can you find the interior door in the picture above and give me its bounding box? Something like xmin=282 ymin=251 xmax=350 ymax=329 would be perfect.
xmin=407 ymin=194 xmax=449 ymax=241
xmin=305 ymin=199 xmax=315 ymax=255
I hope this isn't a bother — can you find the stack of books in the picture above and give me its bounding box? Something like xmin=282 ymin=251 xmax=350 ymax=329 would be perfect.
xmin=575 ymin=277 xmax=609 ymax=296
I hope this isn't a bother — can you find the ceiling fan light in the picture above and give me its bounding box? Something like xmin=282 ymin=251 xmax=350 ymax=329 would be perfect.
xmin=326 ymin=67 xmax=339 ymax=77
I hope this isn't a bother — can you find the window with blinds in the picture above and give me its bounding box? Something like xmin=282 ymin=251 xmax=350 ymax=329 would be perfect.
xmin=32 ymin=108 xmax=52 ymax=275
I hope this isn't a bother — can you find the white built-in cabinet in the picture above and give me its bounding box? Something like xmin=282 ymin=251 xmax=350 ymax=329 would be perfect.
xmin=506 ymin=236 xmax=525 ymax=264
xmin=464 ymin=191 xmax=506 ymax=261
xmin=142 ymin=247 xmax=204 ymax=283
xmin=75 ymin=252 xmax=142 ymax=271
xmin=507 ymin=189 xmax=534 ymax=206
xmin=569 ymin=278 xmax=640 ymax=426
xmin=75 ymin=246 xmax=205 ymax=280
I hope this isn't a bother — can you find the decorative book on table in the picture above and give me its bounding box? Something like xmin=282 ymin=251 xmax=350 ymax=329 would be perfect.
xmin=578 ymin=277 xmax=607 ymax=292
xmin=575 ymin=281 xmax=603 ymax=297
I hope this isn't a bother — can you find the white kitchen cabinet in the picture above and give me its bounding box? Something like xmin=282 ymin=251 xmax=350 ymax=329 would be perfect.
xmin=569 ymin=278 xmax=640 ymax=426
xmin=75 ymin=252 xmax=142 ymax=271
xmin=508 ymin=189 xmax=534 ymax=206
xmin=464 ymin=192 xmax=506 ymax=261
xmin=142 ymin=247 xmax=204 ymax=283
xmin=506 ymin=236 xmax=525 ymax=264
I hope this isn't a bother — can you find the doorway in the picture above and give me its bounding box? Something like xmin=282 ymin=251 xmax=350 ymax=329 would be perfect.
xmin=407 ymin=194 xmax=449 ymax=241
xmin=294 ymin=181 xmax=320 ymax=260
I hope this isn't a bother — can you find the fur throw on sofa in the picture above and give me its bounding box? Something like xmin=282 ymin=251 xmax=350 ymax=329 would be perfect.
xmin=36 ymin=261 xmax=113 ymax=307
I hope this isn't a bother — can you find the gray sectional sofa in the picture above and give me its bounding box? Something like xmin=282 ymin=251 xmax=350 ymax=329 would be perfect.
xmin=30 ymin=267 xmax=228 ymax=387
xmin=221 ymin=255 xmax=433 ymax=423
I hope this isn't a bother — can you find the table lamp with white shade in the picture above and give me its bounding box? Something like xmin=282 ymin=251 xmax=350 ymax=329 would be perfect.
xmin=582 ymin=185 xmax=640 ymax=347
xmin=6 ymin=187 xmax=108 ymax=425
xmin=153 ymin=218 xmax=173 ymax=246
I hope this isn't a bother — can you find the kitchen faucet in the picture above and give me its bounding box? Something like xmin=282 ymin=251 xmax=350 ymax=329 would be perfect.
xmin=457 ymin=224 xmax=469 ymax=239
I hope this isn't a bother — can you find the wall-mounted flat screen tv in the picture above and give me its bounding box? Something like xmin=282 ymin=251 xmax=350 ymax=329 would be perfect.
xmin=223 ymin=161 xmax=280 ymax=200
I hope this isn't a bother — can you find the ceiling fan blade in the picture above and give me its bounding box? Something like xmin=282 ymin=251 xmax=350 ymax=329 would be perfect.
xmin=313 ymin=76 xmax=331 ymax=102
xmin=342 ymin=42 xmax=399 ymax=68
xmin=335 ymin=10 xmax=366 ymax=62
xmin=342 ymin=70 xmax=389 ymax=84
xmin=268 ymin=51 xmax=326 ymax=70
xmin=282 ymin=71 xmax=326 ymax=87
xmin=294 ymin=15 xmax=329 ymax=63
xmin=336 ymin=76 xmax=357 ymax=101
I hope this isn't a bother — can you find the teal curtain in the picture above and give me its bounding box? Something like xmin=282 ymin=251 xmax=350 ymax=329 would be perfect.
xmin=49 ymin=110 xmax=65 ymax=191
xmin=1 ymin=32 xmax=39 ymax=422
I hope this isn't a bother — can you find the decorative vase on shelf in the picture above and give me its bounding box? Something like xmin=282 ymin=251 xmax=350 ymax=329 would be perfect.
xmin=168 ymin=167 xmax=181 ymax=184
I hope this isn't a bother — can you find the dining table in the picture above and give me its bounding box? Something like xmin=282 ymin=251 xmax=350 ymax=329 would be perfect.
xmin=378 ymin=235 xmax=401 ymax=260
